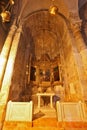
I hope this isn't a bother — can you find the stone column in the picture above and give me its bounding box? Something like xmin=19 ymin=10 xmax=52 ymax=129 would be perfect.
xmin=0 ymin=26 xmax=22 ymax=129
xmin=71 ymin=23 xmax=87 ymax=76
xmin=81 ymin=21 xmax=87 ymax=44
xmin=0 ymin=26 xmax=22 ymax=130
xmin=68 ymin=23 xmax=87 ymax=100
xmin=0 ymin=23 xmax=17 ymax=89
xmin=0 ymin=26 xmax=22 ymax=104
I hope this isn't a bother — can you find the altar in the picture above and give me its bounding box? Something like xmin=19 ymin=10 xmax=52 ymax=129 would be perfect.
xmin=36 ymin=93 xmax=55 ymax=108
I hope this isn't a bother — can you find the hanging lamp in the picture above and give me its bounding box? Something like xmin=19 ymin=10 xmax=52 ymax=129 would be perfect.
xmin=0 ymin=0 xmax=14 ymax=22
xmin=49 ymin=0 xmax=58 ymax=15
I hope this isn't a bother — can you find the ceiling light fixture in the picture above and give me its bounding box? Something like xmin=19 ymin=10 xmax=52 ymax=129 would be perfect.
xmin=1 ymin=11 xmax=11 ymax=23
xmin=0 ymin=0 xmax=14 ymax=23
xmin=9 ymin=0 xmax=15 ymax=5
xmin=49 ymin=0 xmax=58 ymax=15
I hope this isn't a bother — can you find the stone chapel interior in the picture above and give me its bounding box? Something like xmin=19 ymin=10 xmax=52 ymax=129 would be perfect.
xmin=0 ymin=0 xmax=87 ymax=116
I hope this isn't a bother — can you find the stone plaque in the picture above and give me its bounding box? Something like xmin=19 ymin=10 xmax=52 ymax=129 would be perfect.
xmin=5 ymin=101 xmax=33 ymax=121
xmin=56 ymin=101 xmax=86 ymax=122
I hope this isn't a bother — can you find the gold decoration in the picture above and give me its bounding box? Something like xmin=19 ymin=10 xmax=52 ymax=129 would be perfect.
xmin=49 ymin=5 xmax=58 ymax=15
xmin=0 ymin=0 xmax=14 ymax=22
xmin=9 ymin=0 xmax=14 ymax=5
xmin=1 ymin=11 xmax=11 ymax=22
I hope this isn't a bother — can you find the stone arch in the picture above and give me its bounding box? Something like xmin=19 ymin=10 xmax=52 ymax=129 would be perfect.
xmin=79 ymin=1 xmax=87 ymax=45
xmin=16 ymin=0 xmax=70 ymax=25
xmin=22 ymin=9 xmax=71 ymax=64
xmin=7 ymin=2 xmax=87 ymax=102
xmin=19 ymin=9 xmax=84 ymax=101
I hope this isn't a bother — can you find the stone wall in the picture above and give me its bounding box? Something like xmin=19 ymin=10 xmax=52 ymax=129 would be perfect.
xmin=8 ymin=34 xmax=31 ymax=101
xmin=61 ymin=23 xmax=84 ymax=100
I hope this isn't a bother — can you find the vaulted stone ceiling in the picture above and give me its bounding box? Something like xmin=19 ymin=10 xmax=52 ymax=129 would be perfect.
xmin=0 ymin=0 xmax=87 ymax=62
xmin=24 ymin=10 xmax=65 ymax=61
xmin=12 ymin=0 xmax=87 ymax=62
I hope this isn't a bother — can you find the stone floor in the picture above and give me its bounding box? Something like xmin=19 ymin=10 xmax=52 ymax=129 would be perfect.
xmin=2 ymin=102 xmax=87 ymax=130
xmin=33 ymin=101 xmax=87 ymax=120
xmin=33 ymin=105 xmax=56 ymax=120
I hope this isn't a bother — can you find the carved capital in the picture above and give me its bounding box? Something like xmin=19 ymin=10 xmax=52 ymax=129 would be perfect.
xmin=16 ymin=25 xmax=22 ymax=33
xmin=72 ymin=24 xmax=80 ymax=33
xmin=8 ymin=24 xmax=17 ymax=37
xmin=69 ymin=11 xmax=79 ymax=21
xmin=69 ymin=11 xmax=82 ymax=29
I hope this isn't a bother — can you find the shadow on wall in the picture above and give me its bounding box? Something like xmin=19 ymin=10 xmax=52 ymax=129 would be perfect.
xmin=8 ymin=83 xmax=32 ymax=102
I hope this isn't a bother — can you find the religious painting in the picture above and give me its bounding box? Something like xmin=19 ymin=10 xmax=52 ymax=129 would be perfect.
xmin=45 ymin=69 xmax=50 ymax=81
xmin=39 ymin=69 xmax=50 ymax=82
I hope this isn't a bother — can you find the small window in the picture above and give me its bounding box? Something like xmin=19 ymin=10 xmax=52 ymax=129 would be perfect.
xmin=53 ymin=66 xmax=60 ymax=81
xmin=30 ymin=66 xmax=36 ymax=81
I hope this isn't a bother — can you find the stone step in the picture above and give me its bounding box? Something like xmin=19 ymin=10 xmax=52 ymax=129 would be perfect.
xmin=33 ymin=117 xmax=57 ymax=127
xmin=3 ymin=126 xmax=62 ymax=130
xmin=2 ymin=120 xmax=87 ymax=130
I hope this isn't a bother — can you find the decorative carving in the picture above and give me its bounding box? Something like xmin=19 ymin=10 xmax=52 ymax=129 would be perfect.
xmin=69 ymin=11 xmax=79 ymax=20
xmin=70 ymin=21 xmax=87 ymax=51
xmin=69 ymin=11 xmax=82 ymax=29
